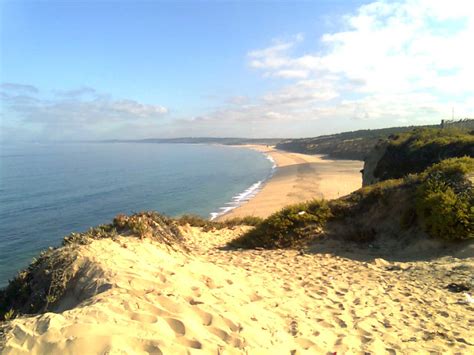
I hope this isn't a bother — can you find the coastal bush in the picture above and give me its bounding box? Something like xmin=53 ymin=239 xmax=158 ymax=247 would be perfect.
xmin=228 ymin=200 xmax=331 ymax=249
xmin=415 ymin=157 xmax=474 ymax=241
xmin=0 ymin=247 xmax=76 ymax=321
xmin=335 ymin=177 xmax=414 ymax=220
xmin=373 ymin=128 xmax=474 ymax=182
xmin=353 ymin=178 xmax=406 ymax=205
xmin=227 ymin=216 xmax=264 ymax=227
xmin=176 ymin=214 xmax=262 ymax=231
xmin=112 ymin=212 xmax=184 ymax=246
xmin=63 ymin=224 xmax=117 ymax=245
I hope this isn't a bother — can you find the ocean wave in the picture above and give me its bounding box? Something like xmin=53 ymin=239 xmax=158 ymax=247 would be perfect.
xmin=209 ymin=152 xmax=277 ymax=220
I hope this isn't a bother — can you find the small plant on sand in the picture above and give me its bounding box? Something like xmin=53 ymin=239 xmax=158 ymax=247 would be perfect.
xmin=3 ymin=309 xmax=14 ymax=321
xmin=228 ymin=200 xmax=331 ymax=249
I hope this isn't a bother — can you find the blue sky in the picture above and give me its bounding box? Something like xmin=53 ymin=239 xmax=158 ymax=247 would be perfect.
xmin=1 ymin=0 xmax=473 ymax=141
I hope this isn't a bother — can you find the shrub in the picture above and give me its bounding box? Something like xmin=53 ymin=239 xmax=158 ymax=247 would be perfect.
xmin=226 ymin=216 xmax=263 ymax=227
xmin=176 ymin=214 xmax=211 ymax=228
xmin=0 ymin=247 xmax=76 ymax=320
xmin=176 ymin=214 xmax=263 ymax=231
xmin=63 ymin=224 xmax=117 ymax=245
xmin=228 ymin=200 xmax=331 ymax=249
xmin=416 ymin=157 xmax=474 ymax=241
xmin=373 ymin=128 xmax=474 ymax=182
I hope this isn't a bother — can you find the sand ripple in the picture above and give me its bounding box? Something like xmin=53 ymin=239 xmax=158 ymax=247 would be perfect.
xmin=2 ymin=226 xmax=473 ymax=354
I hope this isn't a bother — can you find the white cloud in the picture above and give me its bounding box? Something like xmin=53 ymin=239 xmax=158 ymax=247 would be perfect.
xmin=158 ymin=0 xmax=474 ymax=138
xmin=0 ymin=84 xmax=169 ymax=141
xmin=240 ymin=0 xmax=474 ymax=126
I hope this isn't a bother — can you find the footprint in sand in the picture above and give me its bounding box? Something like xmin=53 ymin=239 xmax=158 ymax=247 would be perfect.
xmin=249 ymin=292 xmax=263 ymax=302
xmin=317 ymin=320 xmax=335 ymax=329
xmin=208 ymin=326 xmax=229 ymax=342
xmin=165 ymin=318 xmax=186 ymax=336
xmin=130 ymin=312 xmax=157 ymax=323
xmin=143 ymin=342 xmax=163 ymax=354
xmin=192 ymin=306 xmax=213 ymax=326
xmin=219 ymin=316 xmax=240 ymax=332
xmin=156 ymin=295 xmax=184 ymax=313
xmin=176 ymin=337 xmax=202 ymax=349
xmin=295 ymin=337 xmax=316 ymax=349
xmin=201 ymin=276 xmax=218 ymax=289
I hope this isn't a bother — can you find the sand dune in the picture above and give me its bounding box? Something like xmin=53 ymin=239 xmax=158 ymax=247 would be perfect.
xmin=3 ymin=226 xmax=473 ymax=354
xmin=219 ymin=146 xmax=363 ymax=220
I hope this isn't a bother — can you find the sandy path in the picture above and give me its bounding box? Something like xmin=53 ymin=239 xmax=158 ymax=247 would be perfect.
xmin=219 ymin=146 xmax=363 ymax=220
xmin=3 ymin=227 xmax=473 ymax=354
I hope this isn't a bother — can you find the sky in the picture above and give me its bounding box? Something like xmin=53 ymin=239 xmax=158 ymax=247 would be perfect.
xmin=1 ymin=0 xmax=473 ymax=141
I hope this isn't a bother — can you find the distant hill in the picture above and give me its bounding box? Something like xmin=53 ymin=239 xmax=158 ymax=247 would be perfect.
xmin=276 ymin=119 xmax=474 ymax=160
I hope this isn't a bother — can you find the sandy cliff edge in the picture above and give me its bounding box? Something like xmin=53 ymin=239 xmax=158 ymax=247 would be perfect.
xmin=2 ymin=226 xmax=473 ymax=354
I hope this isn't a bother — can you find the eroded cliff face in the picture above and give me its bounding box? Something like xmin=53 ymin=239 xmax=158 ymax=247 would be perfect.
xmin=362 ymin=142 xmax=387 ymax=186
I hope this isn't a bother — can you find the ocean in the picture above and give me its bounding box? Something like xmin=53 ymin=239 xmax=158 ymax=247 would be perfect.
xmin=0 ymin=143 xmax=274 ymax=287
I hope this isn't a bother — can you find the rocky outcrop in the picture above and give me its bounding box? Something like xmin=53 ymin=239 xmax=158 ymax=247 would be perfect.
xmin=362 ymin=141 xmax=387 ymax=186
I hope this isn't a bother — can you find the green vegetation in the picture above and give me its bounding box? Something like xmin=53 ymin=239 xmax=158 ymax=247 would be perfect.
xmin=176 ymin=214 xmax=263 ymax=231
xmin=62 ymin=224 xmax=118 ymax=245
xmin=415 ymin=157 xmax=474 ymax=241
xmin=0 ymin=246 xmax=77 ymax=321
xmin=373 ymin=128 xmax=474 ymax=181
xmin=277 ymin=126 xmax=416 ymax=160
xmin=277 ymin=119 xmax=474 ymax=161
xmin=228 ymin=200 xmax=332 ymax=249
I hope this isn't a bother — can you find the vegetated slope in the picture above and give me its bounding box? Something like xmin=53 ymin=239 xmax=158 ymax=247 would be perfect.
xmin=363 ymin=127 xmax=474 ymax=185
xmin=276 ymin=126 xmax=419 ymax=160
xmin=229 ymin=157 xmax=474 ymax=250
xmin=276 ymin=119 xmax=474 ymax=161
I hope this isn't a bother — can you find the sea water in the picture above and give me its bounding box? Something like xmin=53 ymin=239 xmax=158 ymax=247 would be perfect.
xmin=0 ymin=143 xmax=274 ymax=287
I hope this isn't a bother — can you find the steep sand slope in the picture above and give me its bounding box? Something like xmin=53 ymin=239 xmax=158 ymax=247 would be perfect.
xmin=2 ymin=227 xmax=473 ymax=354
xmin=220 ymin=146 xmax=363 ymax=220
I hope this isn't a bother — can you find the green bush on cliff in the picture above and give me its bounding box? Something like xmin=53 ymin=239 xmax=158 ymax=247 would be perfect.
xmin=228 ymin=200 xmax=331 ymax=249
xmin=176 ymin=214 xmax=262 ymax=231
xmin=373 ymin=128 xmax=474 ymax=181
xmin=415 ymin=157 xmax=474 ymax=241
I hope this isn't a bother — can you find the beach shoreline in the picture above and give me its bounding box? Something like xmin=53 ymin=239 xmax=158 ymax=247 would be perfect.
xmin=217 ymin=145 xmax=364 ymax=221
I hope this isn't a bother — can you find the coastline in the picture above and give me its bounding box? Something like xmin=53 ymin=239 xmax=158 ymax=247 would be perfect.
xmin=217 ymin=145 xmax=363 ymax=220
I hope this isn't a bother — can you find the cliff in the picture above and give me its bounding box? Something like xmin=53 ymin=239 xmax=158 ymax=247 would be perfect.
xmin=362 ymin=127 xmax=474 ymax=186
xmin=276 ymin=119 xmax=474 ymax=161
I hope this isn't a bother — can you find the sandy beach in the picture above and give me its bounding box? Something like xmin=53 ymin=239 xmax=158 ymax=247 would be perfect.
xmin=3 ymin=226 xmax=472 ymax=354
xmin=219 ymin=145 xmax=363 ymax=220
